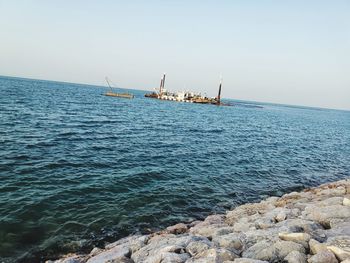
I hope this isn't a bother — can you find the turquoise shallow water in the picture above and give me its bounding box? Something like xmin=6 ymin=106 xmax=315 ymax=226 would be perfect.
xmin=0 ymin=76 xmax=349 ymax=262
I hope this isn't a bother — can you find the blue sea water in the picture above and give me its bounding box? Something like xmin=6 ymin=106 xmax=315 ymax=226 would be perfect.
xmin=0 ymin=76 xmax=349 ymax=262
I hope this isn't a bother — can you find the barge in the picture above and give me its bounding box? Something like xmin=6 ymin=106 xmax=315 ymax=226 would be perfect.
xmin=145 ymin=74 xmax=223 ymax=105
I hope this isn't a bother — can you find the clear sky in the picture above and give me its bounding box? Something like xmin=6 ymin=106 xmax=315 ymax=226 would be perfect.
xmin=1 ymin=0 xmax=349 ymax=110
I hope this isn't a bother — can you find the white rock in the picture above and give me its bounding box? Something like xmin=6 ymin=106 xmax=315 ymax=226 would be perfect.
xmin=309 ymin=239 xmax=328 ymax=255
xmin=279 ymin=232 xmax=311 ymax=243
xmin=343 ymin=198 xmax=350 ymax=206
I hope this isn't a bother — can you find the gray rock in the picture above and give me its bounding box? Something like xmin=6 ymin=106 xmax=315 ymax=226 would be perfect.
xmin=160 ymin=252 xmax=190 ymax=263
xmin=308 ymin=250 xmax=338 ymax=263
xmin=131 ymin=235 xmax=200 ymax=263
xmin=212 ymin=233 xmax=244 ymax=253
xmin=327 ymin=236 xmax=350 ymax=261
xmin=86 ymin=244 xmax=131 ymax=263
xmin=302 ymin=205 xmax=350 ymax=227
xmin=193 ymin=247 xmax=239 ymax=262
xmin=242 ymin=240 xmax=305 ymax=262
xmin=167 ymin=223 xmax=188 ymax=234
xmin=231 ymin=258 xmax=269 ymax=262
xmin=285 ymin=250 xmax=307 ymax=263
xmin=186 ymin=241 xmax=211 ymax=256
xmin=190 ymin=223 xmax=228 ymax=238
xmin=52 ymin=255 xmax=85 ymax=263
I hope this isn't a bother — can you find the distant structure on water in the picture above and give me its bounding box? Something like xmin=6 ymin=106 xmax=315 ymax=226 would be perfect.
xmin=145 ymin=74 xmax=223 ymax=105
xmin=104 ymin=77 xmax=134 ymax=99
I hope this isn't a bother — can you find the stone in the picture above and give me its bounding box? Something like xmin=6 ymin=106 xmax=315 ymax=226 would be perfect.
xmin=317 ymin=197 xmax=344 ymax=207
xmin=307 ymin=250 xmax=338 ymax=263
xmin=212 ymin=233 xmax=244 ymax=253
xmin=89 ymin=247 xmax=102 ymax=257
xmin=234 ymin=221 xmax=252 ymax=232
xmin=195 ymin=248 xmax=239 ymax=262
xmin=51 ymin=255 xmax=85 ymax=263
xmin=159 ymin=252 xmax=190 ymax=263
xmin=231 ymin=258 xmax=269 ymax=262
xmin=242 ymin=240 xmax=305 ymax=262
xmin=309 ymin=239 xmax=328 ymax=255
xmin=276 ymin=210 xmax=287 ymax=222
xmin=343 ymin=198 xmax=350 ymax=206
xmin=86 ymin=244 xmax=131 ymax=263
xmin=327 ymin=237 xmax=350 ymax=261
xmin=167 ymin=223 xmax=188 ymax=234
xmin=279 ymin=232 xmax=311 ymax=243
xmin=189 ymin=222 xmax=228 ymax=238
xmin=285 ymin=250 xmax=307 ymax=263
xmin=131 ymin=235 xmax=200 ymax=262
xmin=327 ymin=246 xmax=350 ymax=262
xmin=302 ymin=205 xmax=350 ymax=227
xmin=254 ymin=218 xmax=274 ymax=229
xmin=186 ymin=241 xmax=211 ymax=256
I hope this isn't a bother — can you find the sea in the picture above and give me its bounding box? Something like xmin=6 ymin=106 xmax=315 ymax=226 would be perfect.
xmin=0 ymin=76 xmax=349 ymax=262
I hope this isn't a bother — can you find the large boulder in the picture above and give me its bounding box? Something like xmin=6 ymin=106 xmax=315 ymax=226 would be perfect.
xmin=307 ymin=250 xmax=338 ymax=263
xmin=242 ymin=240 xmax=305 ymax=262
xmin=86 ymin=244 xmax=131 ymax=263
xmin=284 ymin=250 xmax=307 ymax=263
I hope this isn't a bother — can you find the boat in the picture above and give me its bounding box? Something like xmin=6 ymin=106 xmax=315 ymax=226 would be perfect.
xmin=145 ymin=74 xmax=224 ymax=105
xmin=104 ymin=77 xmax=134 ymax=99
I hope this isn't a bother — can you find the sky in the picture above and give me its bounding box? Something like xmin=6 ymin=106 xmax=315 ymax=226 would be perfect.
xmin=0 ymin=0 xmax=349 ymax=110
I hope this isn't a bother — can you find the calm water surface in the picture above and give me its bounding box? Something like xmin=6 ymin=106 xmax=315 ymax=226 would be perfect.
xmin=0 ymin=76 xmax=349 ymax=262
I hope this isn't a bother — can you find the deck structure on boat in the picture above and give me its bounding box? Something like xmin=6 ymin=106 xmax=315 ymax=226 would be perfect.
xmin=144 ymin=74 xmax=223 ymax=105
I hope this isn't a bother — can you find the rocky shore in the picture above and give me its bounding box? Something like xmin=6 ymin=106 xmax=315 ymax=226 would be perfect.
xmin=50 ymin=179 xmax=350 ymax=263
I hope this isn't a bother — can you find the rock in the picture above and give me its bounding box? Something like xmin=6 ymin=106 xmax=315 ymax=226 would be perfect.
xmin=86 ymin=244 xmax=131 ymax=263
xmin=309 ymin=239 xmax=328 ymax=255
xmin=167 ymin=223 xmax=188 ymax=234
xmin=204 ymin=214 xmax=225 ymax=224
xmin=276 ymin=210 xmax=287 ymax=222
xmin=343 ymin=198 xmax=350 ymax=206
xmin=234 ymin=221 xmax=252 ymax=232
xmin=302 ymin=205 xmax=350 ymax=228
xmin=89 ymin=247 xmax=102 ymax=257
xmin=194 ymin=248 xmax=239 ymax=262
xmin=285 ymin=250 xmax=307 ymax=263
xmin=307 ymin=250 xmax=338 ymax=263
xmin=242 ymin=240 xmax=305 ymax=262
xmin=212 ymin=233 xmax=244 ymax=253
xmin=254 ymin=218 xmax=274 ymax=229
xmin=131 ymin=235 xmax=200 ymax=262
xmin=340 ymin=259 xmax=350 ymax=263
xmin=234 ymin=259 xmax=269 ymax=263
xmin=279 ymin=232 xmax=311 ymax=242
xmin=317 ymin=197 xmax=344 ymax=207
xmin=317 ymin=186 xmax=346 ymax=196
xmin=327 ymin=237 xmax=350 ymax=261
xmin=189 ymin=223 xmax=228 ymax=238
xmin=226 ymin=202 xmax=275 ymax=226
xmin=105 ymin=235 xmax=149 ymax=253
xmin=51 ymin=255 xmax=85 ymax=263
xmin=186 ymin=241 xmax=211 ymax=256
xmin=159 ymin=252 xmax=190 ymax=263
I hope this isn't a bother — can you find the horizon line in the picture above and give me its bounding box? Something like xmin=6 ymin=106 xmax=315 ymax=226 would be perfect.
xmin=1 ymin=74 xmax=349 ymax=112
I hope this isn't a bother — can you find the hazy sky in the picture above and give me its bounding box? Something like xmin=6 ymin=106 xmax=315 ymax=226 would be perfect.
xmin=1 ymin=1 xmax=349 ymax=110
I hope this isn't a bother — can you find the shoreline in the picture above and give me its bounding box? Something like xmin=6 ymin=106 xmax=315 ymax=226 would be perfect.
xmin=49 ymin=179 xmax=350 ymax=263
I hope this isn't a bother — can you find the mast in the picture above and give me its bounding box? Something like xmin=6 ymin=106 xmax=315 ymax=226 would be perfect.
xmin=105 ymin=77 xmax=113 ymax=92
xmin=217 ymin=77 xmax=222 ymax=105
xmin=159 ymin=73 xmax=166 ymax=96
